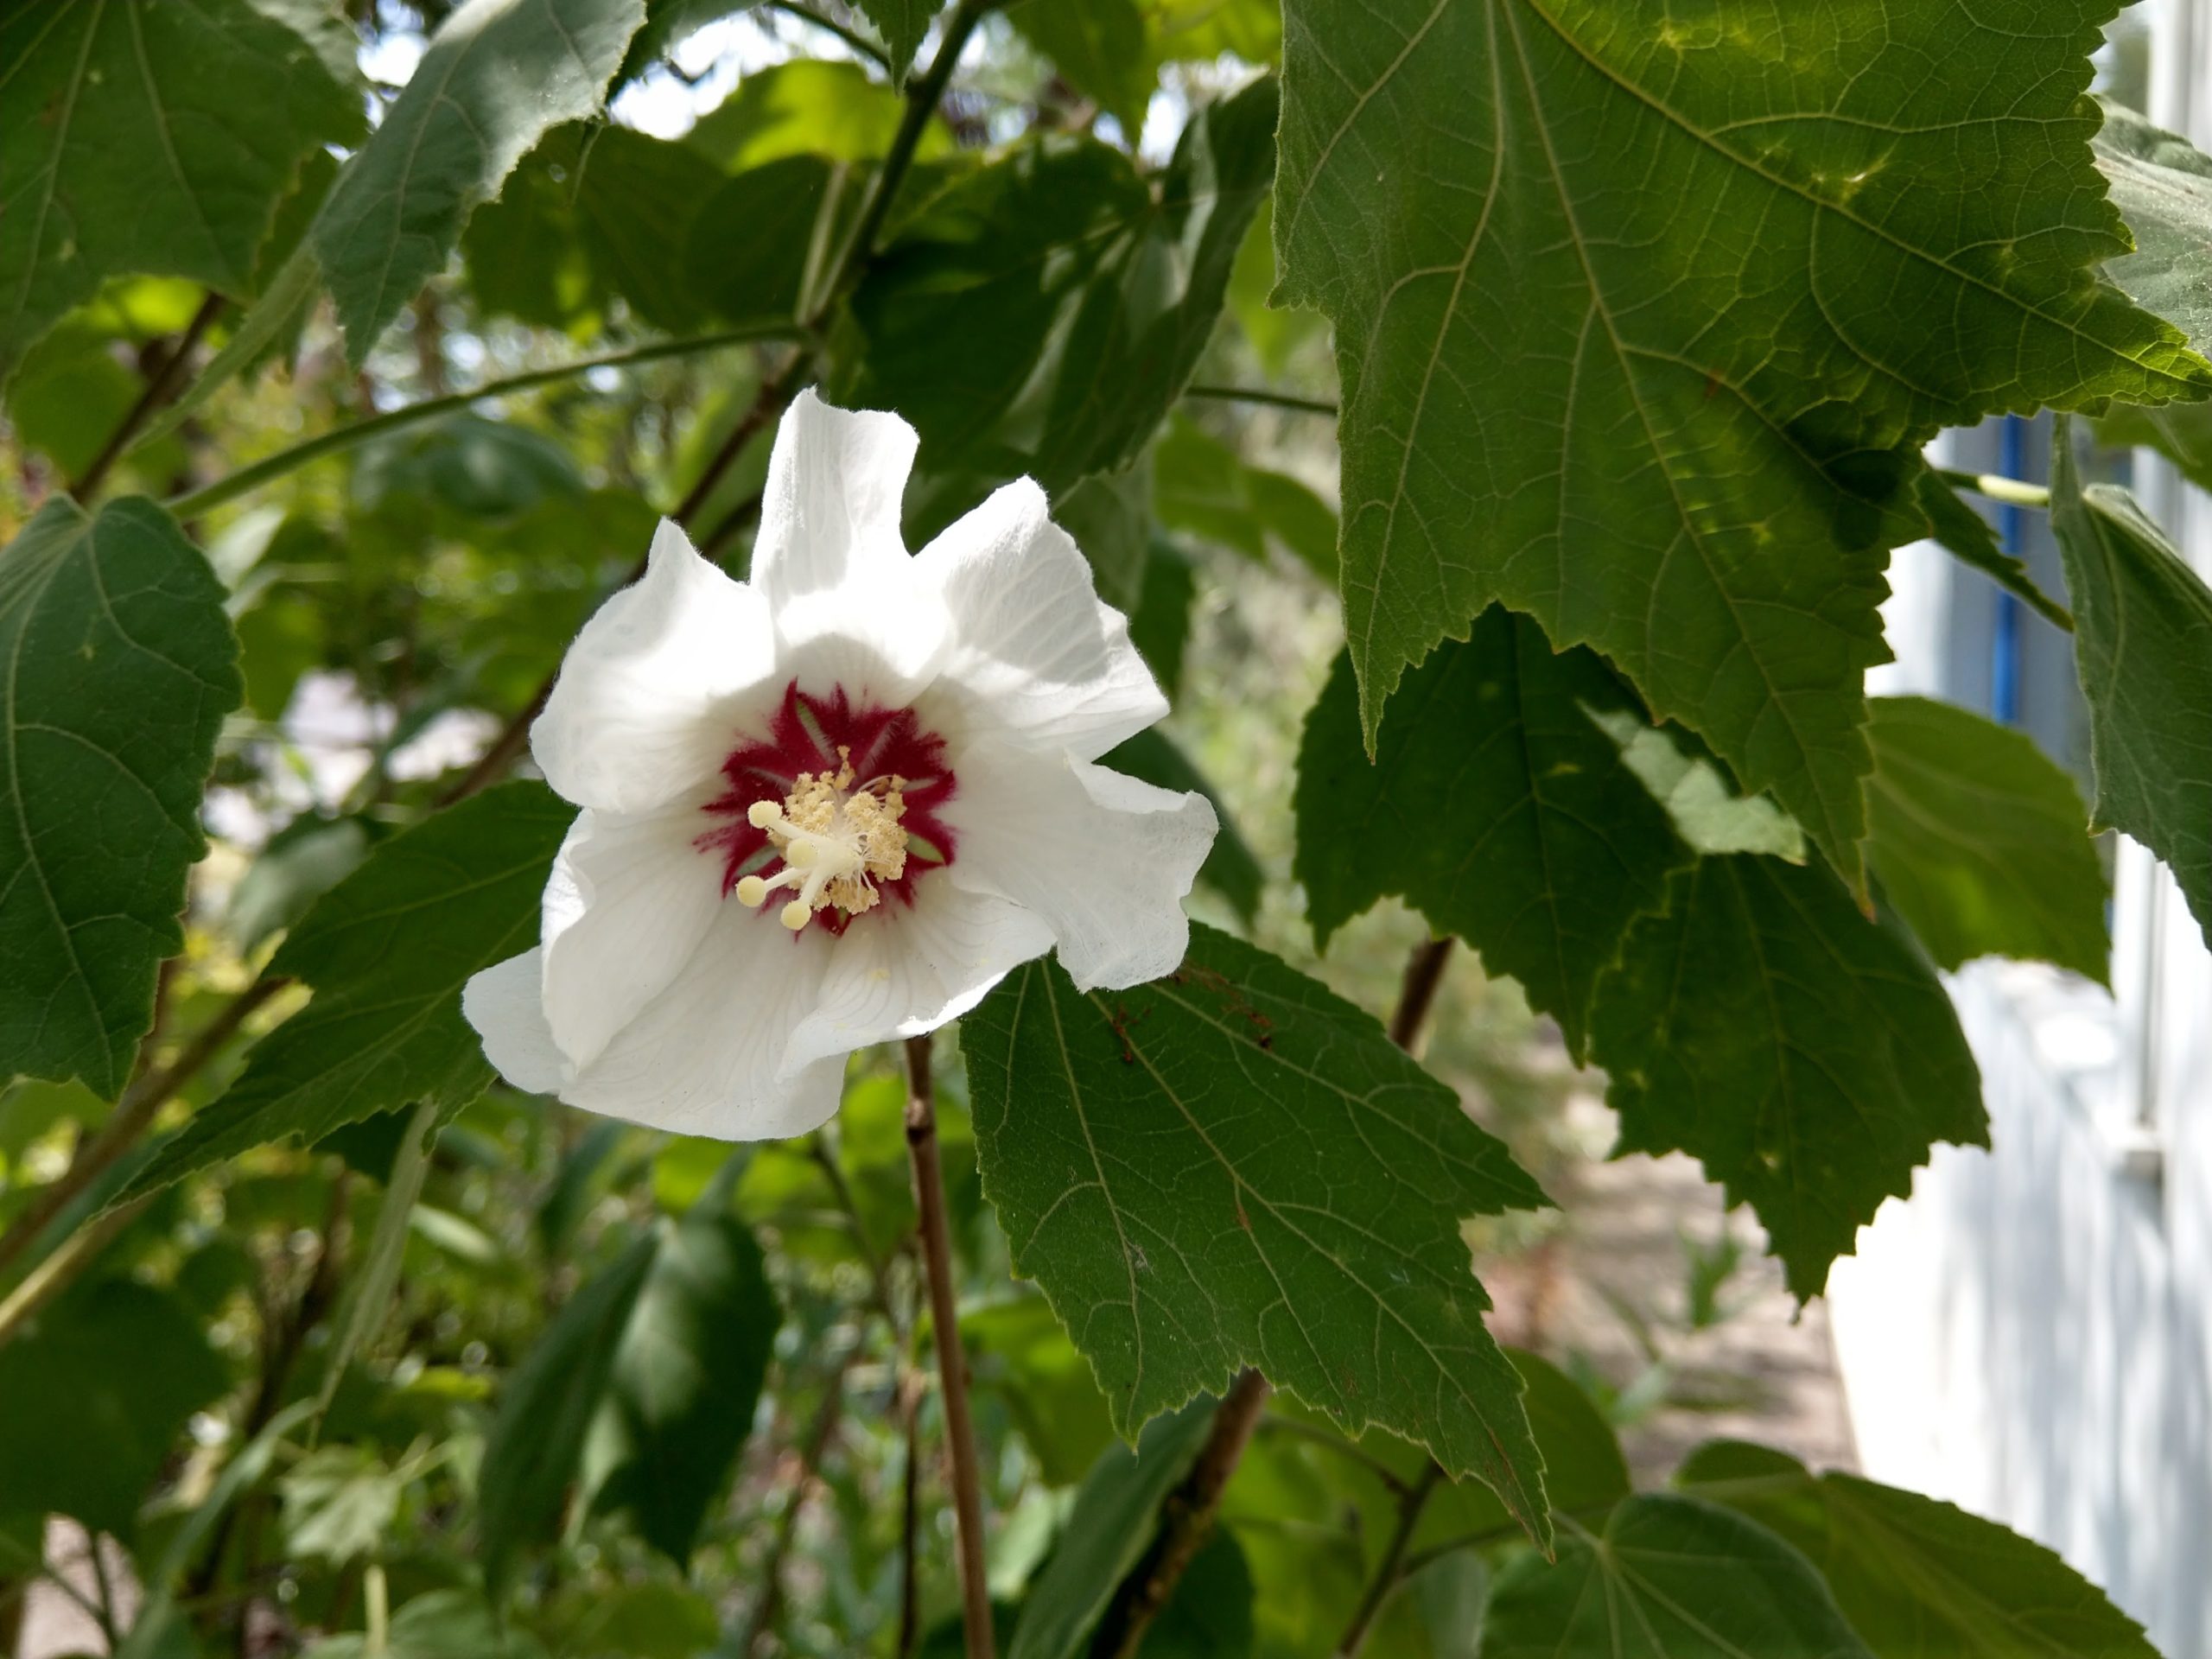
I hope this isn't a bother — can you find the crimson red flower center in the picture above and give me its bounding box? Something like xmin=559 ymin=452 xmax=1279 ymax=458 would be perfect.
xmin=699 ymin=683 xmax=957 ymax=934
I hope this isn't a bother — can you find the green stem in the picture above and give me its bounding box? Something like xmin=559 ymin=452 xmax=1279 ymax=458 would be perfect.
xmin=1936 ymin=467 xmax=2050 ymax=510
xmin=823 ymin=0 xmax=992 ymax=301
xmin=1183 ymin=382 xmax=1340 ymax=418
xmin=1332 ymin=1465 xmax=1444 ymax=1657
xmin=163 ymin=326 xmax=799 ymax=520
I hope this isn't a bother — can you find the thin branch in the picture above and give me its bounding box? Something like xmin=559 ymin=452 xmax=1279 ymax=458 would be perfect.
xmin=830 ymin=0 xmax=992 ymax=289
xmin=1332 ymin=1464 xmax=1444 ymax=1658
xmin=70 ymin=292 xmax=226 ymax=502
xmin=738 ymin=1358 xmax=853 ymax=1658
xmin=1389 ymin=937 xmax=1454 ymax=1052
xmin=0 ymin=976 xmax=289 ymax=1285
xmin=1089 ymin=1368 xmax=1272 ymax=1659
xmin=905 ymin=1033 xmax=995 ymax=1659
xmin=166 ymin=326 xmax=798 ymax=522
xmin=896 ymin=1364 xmax=925 ymax=1659
xmin=1182 ymin=382 xmax=1339 ymax=418
xmin=763 ymin=0 xmax=892 ymax=68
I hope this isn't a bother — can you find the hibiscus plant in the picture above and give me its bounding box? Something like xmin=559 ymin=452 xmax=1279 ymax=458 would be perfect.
xmin=0 ymin=1 xmax=2204 ymax=1656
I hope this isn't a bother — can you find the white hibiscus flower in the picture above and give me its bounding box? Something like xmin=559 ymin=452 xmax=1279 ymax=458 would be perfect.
xmin=461 ymin=391 xmax=1217 ymax=1139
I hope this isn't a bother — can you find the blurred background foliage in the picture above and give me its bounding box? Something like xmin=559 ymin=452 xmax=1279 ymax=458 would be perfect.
xmin=0 ymin=4 xmax=1814 ymax=1656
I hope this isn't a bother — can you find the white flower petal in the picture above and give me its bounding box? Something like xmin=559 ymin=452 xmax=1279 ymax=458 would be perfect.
xmin=944 ymin=746 xmax=1217 ymax=992
xmin=558 ymin=908 xmax=846 ymax=1140
xmin=539 ymin=804 xmax=726 ymax=1072
xmin=782 ymin=880 xmax=1057 ymax=1072
xmin=463 ymin=949 xmax=569 ymax=1096
xmin=753 ymin=388 xmax=918 ymax=607
xmin=917 ymin=478 xmax=1168 ymax=760
xmin=531 ymin=520 xmax=778 ymax=814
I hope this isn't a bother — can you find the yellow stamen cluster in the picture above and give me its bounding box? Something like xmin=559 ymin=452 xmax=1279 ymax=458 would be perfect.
xmin=733 ymin=747 xmax=910 ymax=931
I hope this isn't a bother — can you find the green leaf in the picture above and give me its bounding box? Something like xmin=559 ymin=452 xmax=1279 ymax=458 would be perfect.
xmin=961 ymin=924 xmax=1554 ymax=1543
xmin=582 ymin=1203 xmax=781 ymax=1565
xmin=2051 ymin=423 xmax=2212 ymax=950
xmin=313 ymin=0 xmax=648 ymax=364
xmin=0 ymin=0 xmax=360 ymax=378
xmin=1153 ymin=414 xmax=1338 ymax=582
xmin=1580 ymin=706 xmax=1806 ymax=863
xmin=1005 ymin=0 xmax=1151 ymax=132
xmin=6 ymin=313 xmax=189 ymax=484
xmin=1916 ymin=467 xmax=2073 ymax=632
xmin=569 ymin=125 xmax=728 ymax=333
xmin=2095 ymin=397 xmax=2212 ymax=493
xmin=1128 ymin=537 xmax=1196 ymax=701
xmin=2095 ymin=98 xmax=2212 ymax=350
xmin=480 ymin=1231 xmax=658 ymax=1600
xmin=0 ymin=498 xmax=241 ymax=1099
xmin=683 ymin=154 xmax=866 ymax=330
xmin=1102 ymin=727 xmax=1263 ymax=925
xmin=0 ymin=1278 xmax=231 ymax=1536
xmin=1053 ymin=460 xmax=1154 ymax=614
xmin=1294 ymin=613 xmax=1689 ymax=1057
xmin=836 ymin=76 xmax=1276 ymax=536
xmin=302 ymin=1589 xmax=545 ymax=1659
xmin=279 ymin=1446 xmax=407 ymax=1565
xmin=1007 ymin=1397 xmax=1217 ymax=1659
xmin=118 ymin=783 xmax=573 ymax=1204
xmin=687 ymin=58 xmax=946 ymax=170
xmin=1484 ymin=1493 xmax=1873 ymax=1659
xmin=1274 ymin=0 xmax=2212 ymax=884
xmin=1589 ymin=855 xmax=1985 ymax=1300
xmin=1865 ymin=696 xmax=2108 ymax=983
xmin=1226 ymin=200 xmax=1324 ymax=376
xmin=1677 ymin=1440 xmax=2158 ymax=1659
xmin=1143 ymin=1529 xmax=1255 ymax=1659
xmin=855 ymin=0 xmax=941 ymax=83
xmin=963 ymin=1296 xmax=1117 ymax=1489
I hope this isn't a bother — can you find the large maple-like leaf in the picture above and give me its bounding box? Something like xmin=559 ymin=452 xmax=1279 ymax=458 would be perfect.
xmin=1274 ymin=0 xmax=2211 ymax=884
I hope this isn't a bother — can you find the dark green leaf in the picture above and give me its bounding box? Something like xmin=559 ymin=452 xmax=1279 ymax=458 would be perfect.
xmin=583 ymin=1204 xmax=781 ymax=1565
xmin=480 ymin=1232 xmax=658 ymax=1600
xmin=1484 ymin=1493 xmax=1872 ymax=1659
xmin=1274 ymin=0 xmax=2212 ymax=883
xmin=1677 ymin=1440 xmax=2158 ymax=1659
xmin=313 ymin=0 xmax=647 ymax=364
xmin=1127 ymin=537 xmax=1196 ymax=701
xmin=1143 ymin=1529 xmax=1255 ymax=1659
xmin=1865 ymin=696 xmax=2107 ymax=982
xmin=118 ymin=783 xmax=573 ymax=1204
xmin=1916 ymin=467 xmax=2072 ymax=631
xmin=1005 ymin=0 xmax=1150 ymax=132
xmin=1007 ymin=1397 xmax=1216 ymax=1659
xmin=1103 ymin=728 xmax=1262 ymax=925
xmin=2096 ymin=98 xmax=2212 ymax=349
xmin=6 ymin=314 xmax=190 ymax=483
xmin=2050 ymin=423 xmax=2212 ymax=950
xmin=226 ymin=817 xmax=375 ymax=956
xmin=683 ymin=154 xmax=866 ymax=330
xmin=1153 ymin=414 xmax=1337 ymax=582
xmin=962 ymin=925 xmax=1554 ymax=1543
xmin=1590 ymin=855 xmax=1985 ymax=1300
xmin=570 ymin=125 xmax=729 ymax=332
xmin=1054 ymin=461 xmax=1154 ymax=614
xmin=0 ymin=0 xmax=360 ymax=378
xmin=855 ymin=0 xmax=941 ymax=83
xmin=0 ymin=1278 xmax=231 ymax=1535
xmin=0 ymin=498 xmax=241 ymax=1099
xmin=836 ymin=76 xmax=1276 ymax=536
xmin=353 ymin=414 xmax=585 ymax=523
xmin=1294 ymin=613 xmax=1688 ymax=1056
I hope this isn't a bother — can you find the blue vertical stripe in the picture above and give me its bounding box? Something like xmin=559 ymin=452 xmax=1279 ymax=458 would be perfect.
xmin=1993 ymin=416 xmax=2025 ymax=724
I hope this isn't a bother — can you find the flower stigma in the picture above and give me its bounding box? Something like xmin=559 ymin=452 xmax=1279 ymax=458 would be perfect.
xmin=732 ymin=748 xmax=911 ymax=931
